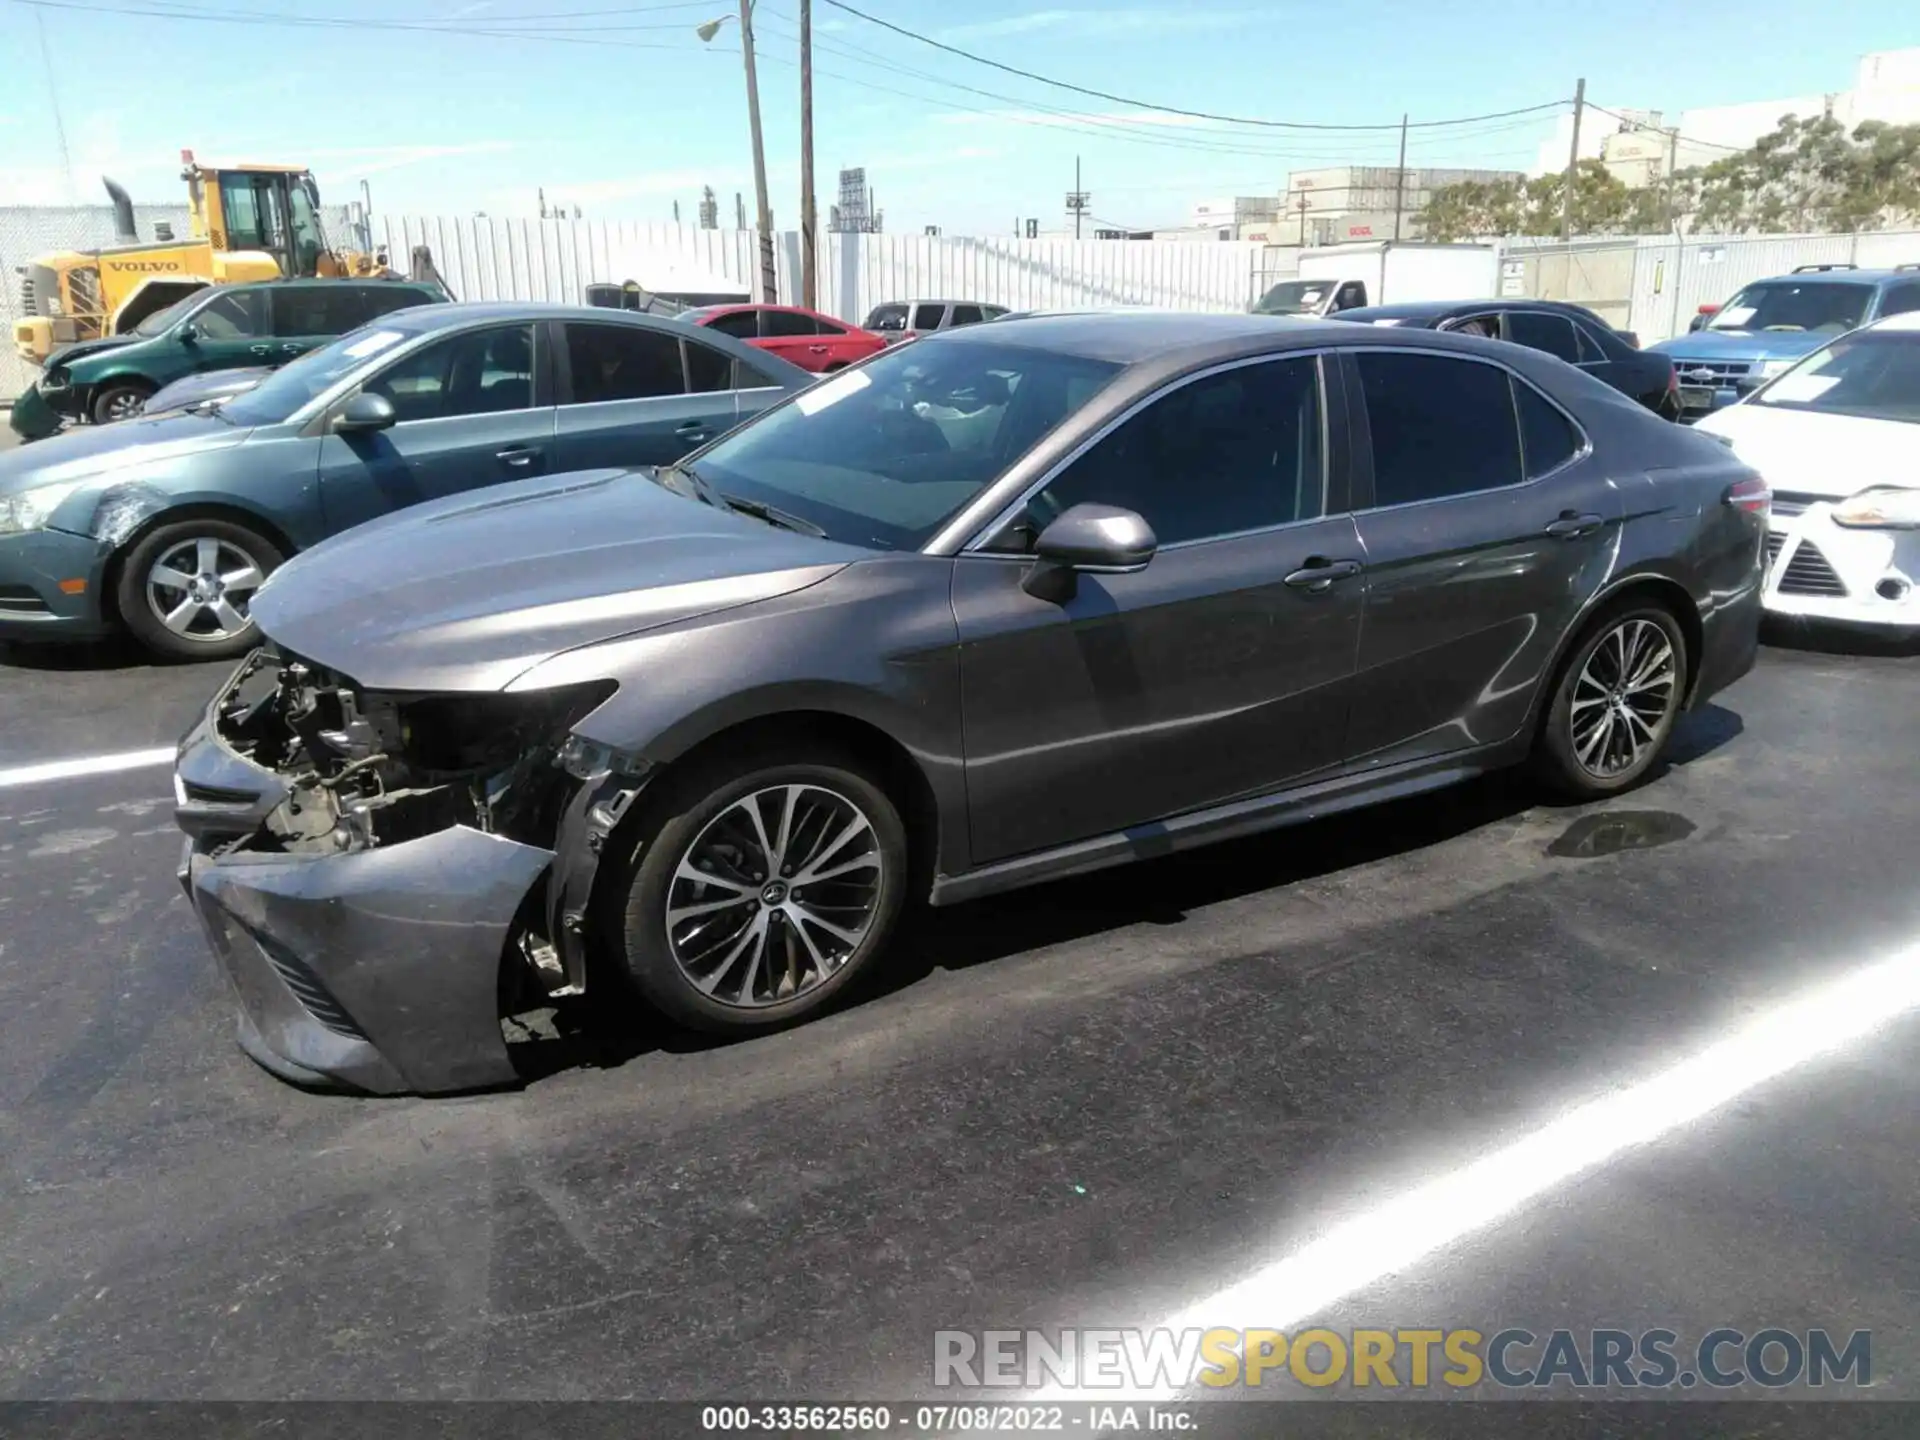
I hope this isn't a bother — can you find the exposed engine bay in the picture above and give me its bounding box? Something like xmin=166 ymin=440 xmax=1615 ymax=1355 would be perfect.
xmin=211 ymin=648 xmax=612 ymax=859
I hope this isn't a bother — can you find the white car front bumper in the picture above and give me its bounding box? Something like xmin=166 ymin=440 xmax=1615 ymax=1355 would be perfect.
xmin=1765 ymin=499 xmax=1919 ymax=632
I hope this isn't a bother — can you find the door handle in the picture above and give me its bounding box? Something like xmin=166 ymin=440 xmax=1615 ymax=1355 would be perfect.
xmin=807 ymin=344 xmax=829 ymax=353
xmin=249 ymin=343 xmax=272 ymax=356
xmin=496 ymin=446 xmax=539 ymax=468
xmin=1282 ymin=557 xmax=1363 ymax=592
xmin=280 ymin=343 xmax=304 ymax=355
xmin=1544 ymin=510 xmax=1604 ymax=539
xmin=674 ymin=420 xmax=711 ymax=441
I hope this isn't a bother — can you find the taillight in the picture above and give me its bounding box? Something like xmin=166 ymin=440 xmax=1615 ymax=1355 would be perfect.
xmin=1726 ymin=476 xmax=1771 ymax=516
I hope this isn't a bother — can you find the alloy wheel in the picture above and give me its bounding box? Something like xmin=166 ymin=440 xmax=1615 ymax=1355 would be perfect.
xmin=104 ymin=390 xmax=146 ymax=421
xmin=1569 ymin=617 xmax=1678 ymax=778
xmin=144 ymin=536 xmax=267 ymax=643
xmin=664 ymin=783 xmax=884 ymax=1008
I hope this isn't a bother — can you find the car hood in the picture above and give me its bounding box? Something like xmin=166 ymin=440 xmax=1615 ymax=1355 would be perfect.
xmin=1695 ymin=403 xmax=1920 ymax=499
xmin=1652 ymin=329 xmax=1830 ymax=363
xmin=250 ymin=467 xmax=871 ymax=692
xmin=146 ymin=366 xmax=270 ymax=412
xmin=47 ymin=334 xmax=140 ymax=369
xmin=0 ymin=410 xmax=250 ymax=496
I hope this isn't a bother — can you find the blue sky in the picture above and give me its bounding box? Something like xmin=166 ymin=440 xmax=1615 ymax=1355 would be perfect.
xmin=0 ymin=0 xmax=1913 ymax=234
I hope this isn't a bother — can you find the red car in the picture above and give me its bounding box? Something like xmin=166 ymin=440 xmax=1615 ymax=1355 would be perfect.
xmin=679 ymin=303 xmax=886 ymax=373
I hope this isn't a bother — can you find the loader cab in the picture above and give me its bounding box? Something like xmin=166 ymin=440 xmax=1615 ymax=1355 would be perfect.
xmin=184 ymin=154 xmax=327 ymax=279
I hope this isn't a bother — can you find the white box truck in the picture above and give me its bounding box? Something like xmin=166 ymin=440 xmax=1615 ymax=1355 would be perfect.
xmin=1251 ymin=242 xmax=1499 ymax=317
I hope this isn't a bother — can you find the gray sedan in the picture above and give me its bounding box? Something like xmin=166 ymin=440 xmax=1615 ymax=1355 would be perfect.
xmin=0 ymin=303 xmax=808 ymax=658
xmin=174 ymin=313 xmax=1766 ymax=1094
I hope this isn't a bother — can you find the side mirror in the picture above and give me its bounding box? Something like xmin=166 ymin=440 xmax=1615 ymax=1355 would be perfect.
xmin=1022 ymin=503 xmax=1156 ymax=598
xmin=177 ymin=324 xmax=198 ymax=343
xmin=332 ymin=391 xmax=396 ymax=433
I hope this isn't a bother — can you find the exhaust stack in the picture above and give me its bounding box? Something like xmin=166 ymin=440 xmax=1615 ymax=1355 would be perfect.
xmin=102 ymin=177 xmax=138 ymax=241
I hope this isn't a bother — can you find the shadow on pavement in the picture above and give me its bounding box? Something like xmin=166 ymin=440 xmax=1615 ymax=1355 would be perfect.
xmin=1762 ymin=616 xmax=1920 ymax=659
xmin=511 ymin=699 xmax=1746 ymax=1086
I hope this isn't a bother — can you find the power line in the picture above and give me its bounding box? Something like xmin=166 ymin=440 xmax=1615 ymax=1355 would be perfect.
xmin=1584 ymin=100 xmax=1750 ymax=155
xmin=817 ymin=0 xmax=1569 ymax=133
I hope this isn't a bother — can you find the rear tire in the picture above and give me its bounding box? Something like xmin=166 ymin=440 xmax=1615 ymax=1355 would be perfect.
xmin=1533 ymin=601 xmax=1690 ymax=799
xmin=91 ymin=380 xmax=154 ymax=425
xmin=115 ymin=517 xmax=284 ymax=662
xmin=608 ymin=745 xmax=908 ymax=1034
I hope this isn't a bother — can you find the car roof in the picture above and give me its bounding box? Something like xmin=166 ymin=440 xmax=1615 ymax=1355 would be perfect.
xmin=1338 ymin=298 xmax=1604 ymax=322
xmin=377 ymin=300 xmax=703 ymax=332
xmin=1746 ymin=269 xmax=1905 ymax=286
xmin=917 ymin=309 xmax=1522 ymax=368
xmin=217 ymin=277 xmax=441 ymax=293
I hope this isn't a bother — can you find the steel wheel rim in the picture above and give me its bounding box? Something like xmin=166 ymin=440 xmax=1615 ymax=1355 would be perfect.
xmin=1570 ymin=618 xmax=1677 ymax=779
xmin=665 ymin=783 xmax=884 ymax=1009
xmin=145 ymin=536 xmax=266 ymax=642
xmin=105 ymin=391 xmax=145 ymax=420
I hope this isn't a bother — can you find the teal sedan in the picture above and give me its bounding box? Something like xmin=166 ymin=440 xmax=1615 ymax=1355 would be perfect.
xmin=0 ymin=303 xmax=806 ymax=659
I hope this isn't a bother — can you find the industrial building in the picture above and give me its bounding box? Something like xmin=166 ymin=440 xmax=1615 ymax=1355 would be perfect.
xmin=1278 ymin=166 xmax=1526 ymax=244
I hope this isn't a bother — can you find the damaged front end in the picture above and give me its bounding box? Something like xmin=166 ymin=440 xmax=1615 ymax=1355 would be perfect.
xmin=175 ymin=648 xmax=649 ymax=1095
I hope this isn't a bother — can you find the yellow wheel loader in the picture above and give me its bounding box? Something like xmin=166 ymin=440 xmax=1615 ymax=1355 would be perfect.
xmin=13 ymin=151 xmax=408 ymax=367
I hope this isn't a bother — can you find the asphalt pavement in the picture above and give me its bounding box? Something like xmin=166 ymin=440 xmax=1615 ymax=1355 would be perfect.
xmin=0 ymin=614 xmax=1917 ymax=1425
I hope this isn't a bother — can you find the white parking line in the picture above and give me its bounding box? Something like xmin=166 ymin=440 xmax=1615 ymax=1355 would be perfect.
xmin=0 ymin=747 xmax=176 ymax=791
xmin=1033 ymin=935 xmax=1920 ymax=1398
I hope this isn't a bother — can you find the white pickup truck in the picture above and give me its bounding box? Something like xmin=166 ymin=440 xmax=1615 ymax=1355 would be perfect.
xmin=1253 ymin=242 xmax=1500 ymax=318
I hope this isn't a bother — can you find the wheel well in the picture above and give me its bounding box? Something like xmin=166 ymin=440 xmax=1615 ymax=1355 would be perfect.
xmin=99 ymin=504 xmax=298 ymax=629
xmin=1534 ymin=575 xmax=1704 ymax=739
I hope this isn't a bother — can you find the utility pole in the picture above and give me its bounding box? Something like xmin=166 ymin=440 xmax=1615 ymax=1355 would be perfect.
xmin=1295 ymin=192 xmax=1311 ymax=246
xmin=799 ymin=0 xmax=818 ymax=309
xmin=1066 ymin=156 xmax=1090 ymax=240
xmin=737 ymin=192 xmax=747 ymax=230
xmin=1562 ymin=77 xmax=1586 ymax=243
xmin=1662 ymin=125 xmax=1680 ymax=233
xmin=738 ymin=0 xmax=778 ymax=302
xmin=1392 ymin=112 xmax=1409 ymax=241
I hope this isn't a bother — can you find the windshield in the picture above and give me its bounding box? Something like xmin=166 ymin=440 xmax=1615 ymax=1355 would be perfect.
xmin=686 ymin=338 xmax=1123 ymax=550
xmin=133 ymin=296 xmax=198 ymax=338
xmin=217 ymin=326 xmax=415 ymax=425
xmin=1706 ymin=282 xmax=1873 ymax=335
xmin=1754 ymin=331 xmax=1920 ymax=423
xmin=1252 ymin=280 xmax=1332 ymax=316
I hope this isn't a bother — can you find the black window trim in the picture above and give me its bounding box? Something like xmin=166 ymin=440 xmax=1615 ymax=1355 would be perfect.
xmin=1338 ymin=345 xmax=1592 ymax=514
xmin=958 ymin=348 xmax=1344 ymax=559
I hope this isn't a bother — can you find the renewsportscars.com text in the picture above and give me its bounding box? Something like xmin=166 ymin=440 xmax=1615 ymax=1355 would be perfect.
xmin=933 ymin=1326 xmax=1872 ymax=1391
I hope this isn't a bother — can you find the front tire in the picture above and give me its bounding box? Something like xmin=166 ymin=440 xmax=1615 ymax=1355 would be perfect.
xmin=1534 ymin=602 xmax=1689 ymax=798
xmin=610 ymin=747 xmax=908 ymax=1033
xmin=91 ymin=380 xmax=154 ymax=425
xmin=115 ymin=518 xmax=283 ymax=661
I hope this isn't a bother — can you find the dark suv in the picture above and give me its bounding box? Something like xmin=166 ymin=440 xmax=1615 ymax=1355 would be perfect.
xmin=9 ymin=277 xmax=449 ymax=440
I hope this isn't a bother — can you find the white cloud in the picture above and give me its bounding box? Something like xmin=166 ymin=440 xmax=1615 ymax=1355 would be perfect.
xmin=935 ymin=8 xmax=1248 ymax=42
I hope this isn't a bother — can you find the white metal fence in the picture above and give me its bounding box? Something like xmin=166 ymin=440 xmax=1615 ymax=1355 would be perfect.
xmin=372 ymin=214 xmax=1275 ymax=324
xmin=6 ymin=204 xmax=1920 ymax=401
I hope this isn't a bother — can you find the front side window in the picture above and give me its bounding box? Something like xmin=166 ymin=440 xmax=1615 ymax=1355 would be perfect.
xmin=1707 ymin=282 xmax=1873 ymax=335
xmin=217 ymin=325 xmax=416 ymax=424
xmin=763 ymin=310 xmax=819 ymax=338
xmin=364 ymin=324 xmax=536 ymax=421
xmin=911 ymin=303 xmax=946 ymax=331
xmin=1753 ymin=332 xmax=1920 ymax=423
xmin=1355 ymin=351 xmax=1522 ymax=506
xmin=688 ymin=338 xmax=1122 ymax=550
xmin=1006 ymin=356 xmax=1324 ymax=549
xmin=1333 ymin=283 xmax=1367 ymax=312
xmin=286 ymin=179 xmax=326 ymax=275
xmin=1505 ymin=312 xmax=1582 ymax=364
xmin=1253 ymin=280 xmax=1332 ymax=316
xmin=133 ymin=295 xmax=198 ymax=338
xmin=193 ymin=290 xmax=265 ymax=339
xmin=950 ymin=305 xmax=986 ymax=327
xmin=565 ymin=323 xmax=685 ymax=404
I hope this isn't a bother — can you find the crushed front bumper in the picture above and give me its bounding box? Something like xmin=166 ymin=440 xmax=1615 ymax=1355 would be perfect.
xmin=175 ymin=707 xmax=554 ymax=1095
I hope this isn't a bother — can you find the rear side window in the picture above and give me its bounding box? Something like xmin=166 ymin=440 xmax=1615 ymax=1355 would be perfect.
xmin=270 ymin=286 xmax=368 ymax=337
xmin=565 ymin=323 xmax=686 ymax=403
xmin=1513 ymin=378 xmax=1582 ymax=478
xmin=1355 ymin=351 xmax=1522 ymax=506
xmin=734 ymin=357 xmax=784 ymax=389
xmin=1573 ymin=323 xmax=1611 ymax=363
xmin=949 ymin=305 xmax=985 ymax=327
xmin=706 ymin=310 xmax=761 ymax=339
xmin=1505 ymin=312 xmax=1582 ymax=364
xmin=911 ymin=303 xmax=946 ymax=331
xmin=684 ymin=339 xmax=733 ymax=393
xmin=362 ymin=286 xmax=436 ymax=322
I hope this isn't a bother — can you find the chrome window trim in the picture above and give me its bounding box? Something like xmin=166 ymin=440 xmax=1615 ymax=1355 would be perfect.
xmin=946 ymin=348 xmax=1336 ymax=557
xmin=1342 ymin=344 xmax=1594 ymax=514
